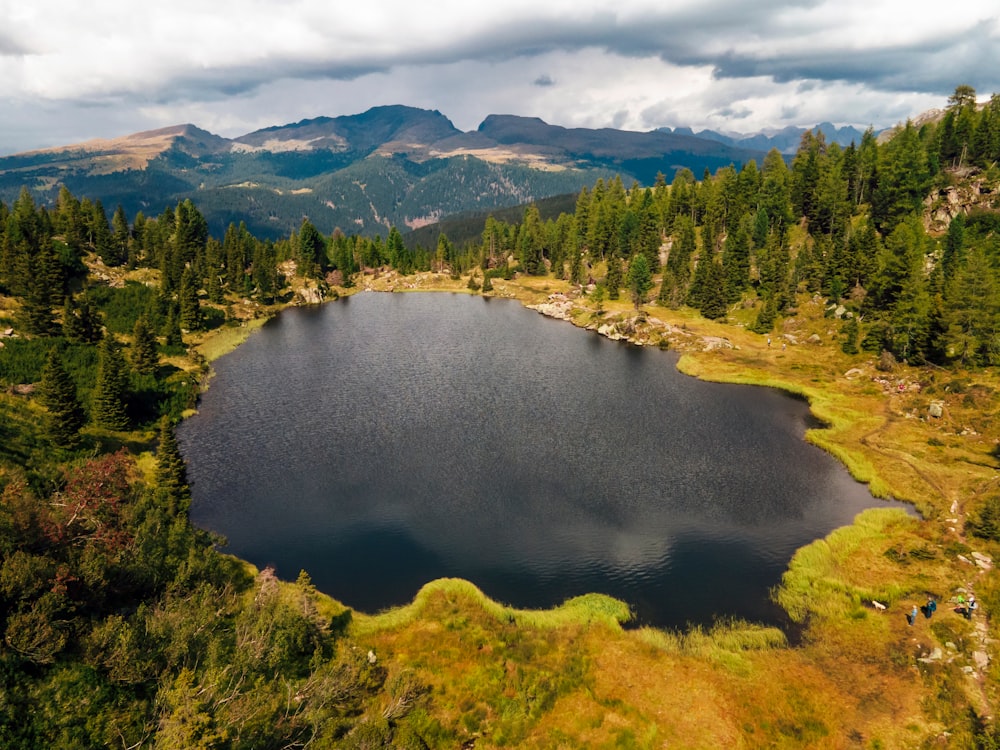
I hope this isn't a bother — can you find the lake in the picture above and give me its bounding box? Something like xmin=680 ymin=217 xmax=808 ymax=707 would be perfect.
xmin=179 ymin=292 xmax=904 ymax=629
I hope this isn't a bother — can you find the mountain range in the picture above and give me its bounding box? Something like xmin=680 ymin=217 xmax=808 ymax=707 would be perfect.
xmin=658 ymin=122 xmax=878 ymax=154
xmin=0 ymin=106 xmax=780 ymax=239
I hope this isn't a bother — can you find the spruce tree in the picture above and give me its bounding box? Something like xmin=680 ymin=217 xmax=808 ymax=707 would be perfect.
xmin=37 ymin=347 xmax=85 ymax=448
xmin=178 ymin=266 xmax=202 ymax=331
xmin=626 ymin=253 xmax=652 ymax=309
xmin=606 ymin=256 xmax=623 ymax=300
xmin=155 ymin=416 xmax=190 ymax=504
xmin=92 ymin=336 xmax=130 ymax=430
xmin=699 ymin=257 xmax=728 ymax=320
xmin=131 ymin=315 xmax=159 ymax=376
xmin=62 ymin=295 xmax=103 ymax=343
xmin=162 ymin=303 xmax=184 ymax=350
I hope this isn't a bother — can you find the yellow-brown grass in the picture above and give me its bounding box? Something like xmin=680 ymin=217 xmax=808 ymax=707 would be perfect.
xmin=174 ymin=269 xmax=1000 ymax=746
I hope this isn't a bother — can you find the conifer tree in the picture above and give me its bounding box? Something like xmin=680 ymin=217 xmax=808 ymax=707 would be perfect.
xmin=92 ymin=336 xmax=130 ymax=430
xmin=131 ymin=315 xmax=159 ymax=376
xmin=297 ymin=219 xmax=327 ymax=278
xmin=162 ymin=302 xmax=183 ymax=350
xmin=110 ymin=204 xmax=130 ymax=267
xmin=841 ymin=317 xmax=860 ymax=355
xmin=626 ymin=253 xmax=652 ymax=309
xmin=62 ymin=295 xmax=103 ymax=343
xmin=605 ymin=256 xmax=623 ymax=300
xmin=178 ymin=266 xmax=202 ymax=331
xmin=37 ymin=346 xmax=85 ymax=448
xmin=155 ymin=416 xmax=190 ymax=504
xmin=699 ymin=257 xmax=728 ymax=320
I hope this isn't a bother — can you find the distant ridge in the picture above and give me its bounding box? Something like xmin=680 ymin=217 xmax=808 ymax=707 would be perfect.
xmin=0 ymin=105 xmax=772 ymax=238
xmin=658 ymin=122 xmax=880 ymax=154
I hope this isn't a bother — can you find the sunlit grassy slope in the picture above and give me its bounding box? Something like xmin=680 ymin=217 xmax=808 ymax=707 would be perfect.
xmin=193 ymin=270 xmax=999 ymax=748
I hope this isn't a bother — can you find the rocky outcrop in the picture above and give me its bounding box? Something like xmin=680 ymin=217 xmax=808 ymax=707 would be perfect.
xmin=924 ymin=169 xmax=1000 ymax=233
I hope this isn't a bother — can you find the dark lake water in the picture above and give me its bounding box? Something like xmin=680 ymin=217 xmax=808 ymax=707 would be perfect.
xmin=179 ymin=292 xmax=905 ymax=630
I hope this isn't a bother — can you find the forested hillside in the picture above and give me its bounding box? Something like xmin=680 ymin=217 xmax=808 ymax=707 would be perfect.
xmin=0 ymin=105 xmax=764 ymax=241
xmin=1 ymin=86 xmax=1000 ymax=747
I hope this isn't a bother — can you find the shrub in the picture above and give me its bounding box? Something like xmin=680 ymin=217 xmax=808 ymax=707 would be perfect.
xmin=966 ymin=495 xmax=1000 ymax=542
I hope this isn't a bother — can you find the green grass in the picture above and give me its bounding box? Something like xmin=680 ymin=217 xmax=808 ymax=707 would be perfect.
xmin=351 ymin=578 xmax=631 ymax=636
xmin=774 ymin=508 xmax=920 ymax=623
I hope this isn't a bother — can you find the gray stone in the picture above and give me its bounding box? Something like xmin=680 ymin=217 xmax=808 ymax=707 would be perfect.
xmin=928 ymin=401 xmax=944 ymax=418
xmin=974 ymin=651 xmax=990 ymax=670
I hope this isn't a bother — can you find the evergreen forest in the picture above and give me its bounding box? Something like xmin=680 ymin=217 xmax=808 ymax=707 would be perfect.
xmin=2 ymin=86 xmax=1000 ymax=747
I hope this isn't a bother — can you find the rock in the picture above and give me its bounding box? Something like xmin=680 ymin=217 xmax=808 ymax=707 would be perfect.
xmin=597 ymin=324 xmax=623 ymax=340
xmin=295 ymin=285 xmax=326 ymax=305
xmin=807 ymin=333 xmax=822 ymax=344
xmin=845 ymin=368 xmax=865 ymax=379
xmin=973 ymin=651 xmax=989 ymax=670
xmin=701 ymin=336 xmax=734 ymax=351
xmin=929 ymin=647 xmax=943 ymax=661
xmin=782 ymin=334 xmax=799 ymax=345
xmin=834 ymin=305 xmax=846 ymax=319
xmin=957 ymin=555 xmax=973 ymax=566
xmin=946 ymin=642 xmax=958 ymax=651
xmin=928 ymin=401 xmax=944 ymax=418
xmin=528 ymin=300 xmax=573 ymax=321
xmin=971 ymin=551 xmax=993 ymax=566
xmin=962 ymin=665 xmax=975 ymax=675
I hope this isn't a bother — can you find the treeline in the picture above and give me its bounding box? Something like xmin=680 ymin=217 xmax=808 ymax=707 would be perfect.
xmin=0 ymin=199 xmax=437 ymax=743
xmin=3 ymin=84 xmax=1000 ymax=746
xmin=424 ymin=84 xmax=1000 ymax=368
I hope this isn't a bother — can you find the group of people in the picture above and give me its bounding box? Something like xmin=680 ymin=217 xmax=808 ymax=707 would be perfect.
xmin=906 ymin=594 xmax=976 ymax=625
xmin=956 ymin=594 xmax=978 ymax=620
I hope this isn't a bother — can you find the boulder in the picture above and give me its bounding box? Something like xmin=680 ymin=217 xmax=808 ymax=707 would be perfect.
xmin=928 ymin=401 xmax=944 ymax=418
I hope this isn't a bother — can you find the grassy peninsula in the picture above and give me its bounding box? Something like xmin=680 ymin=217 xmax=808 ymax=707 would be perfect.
xmin=256 ymin=267 xmax=994 ymax=748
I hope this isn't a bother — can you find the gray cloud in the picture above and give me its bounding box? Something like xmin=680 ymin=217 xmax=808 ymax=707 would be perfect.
xmin=1 ymin=1 xmax=998 ymax=153
xmin=0 ymin=33 xmax=28 ymax=56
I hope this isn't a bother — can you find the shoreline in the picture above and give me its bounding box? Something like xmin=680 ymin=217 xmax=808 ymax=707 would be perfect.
xmin=190 ymin=276 xmax=951 ymax=626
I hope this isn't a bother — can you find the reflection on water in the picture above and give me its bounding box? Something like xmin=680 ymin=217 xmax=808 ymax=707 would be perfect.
xmin=180 ymin=292 xmax=908 ymax=629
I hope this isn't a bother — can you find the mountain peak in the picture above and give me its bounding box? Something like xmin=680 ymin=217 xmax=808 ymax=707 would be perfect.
xmin=234 ymin=106 xmax=461 ymax=155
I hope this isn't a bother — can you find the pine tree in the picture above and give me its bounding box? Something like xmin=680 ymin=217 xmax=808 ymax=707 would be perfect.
xmin=178 ymin=266 xmax=202 ymax=331
xmin=605 ymin=256 xmax=623 ymax=300
xmin=62 ymin=295 xmax=103 ymax=343
xmin=626 ymin=253 xmax=652 ymax=309
xmin=699 ymin=257 xmax=728 ymax=320
xmin=155 ymin=416 xmax=190 ymax=503
xmin=110 ymin=204 xmax=130 ymax=266
xmin=92 ymin=336 xmax=130 ymax=430
xmin=131 ymin=315 xmax=159 ymax=376
xmin=37 ymin=347 xmax=85 ymax=448
xmin=943 ymin=246 xmax=1000 ymax=366
xmin=721 ymin=215 xmax=752 ymax=303
xmin=162 ymin=302 xmax=184 ymax=350
xmin=297 ymin=219 xmax=327 ymax=278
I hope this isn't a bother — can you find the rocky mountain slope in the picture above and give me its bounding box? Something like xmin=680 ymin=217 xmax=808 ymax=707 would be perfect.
xmin=0 ymin=106 xmax=764 ymax=239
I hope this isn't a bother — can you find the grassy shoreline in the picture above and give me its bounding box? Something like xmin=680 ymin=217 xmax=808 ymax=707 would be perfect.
xmin=188 ymin=270 xmax=999 ymax=746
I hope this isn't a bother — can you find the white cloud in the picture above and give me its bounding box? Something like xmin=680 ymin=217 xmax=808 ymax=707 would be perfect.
xmin=1 ymin=0 xmax=998 ymax=153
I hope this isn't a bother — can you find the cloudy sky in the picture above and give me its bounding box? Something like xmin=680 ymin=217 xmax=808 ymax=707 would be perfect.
xmin=1 ymin=0 xmax=999 ymax=155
